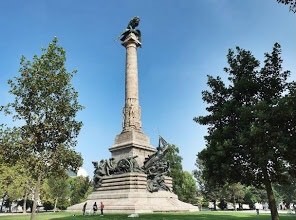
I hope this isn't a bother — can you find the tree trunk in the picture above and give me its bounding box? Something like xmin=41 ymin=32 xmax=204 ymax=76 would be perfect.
xmin=263 ymin=173 xmax=279 ymax=220
xmin=30 ymin=175 xmax=41 ymax=220
xmin=23 ymin=192 xmax=28 ymax=213
xmin=233 ymin=196 xmax=237 ymax=211
xmin=54 ymin=197 xmax=58 ymax=213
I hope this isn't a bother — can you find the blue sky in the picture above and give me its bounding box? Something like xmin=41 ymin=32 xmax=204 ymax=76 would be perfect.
xmin=0 ymin=0 xmax=295 ymax=177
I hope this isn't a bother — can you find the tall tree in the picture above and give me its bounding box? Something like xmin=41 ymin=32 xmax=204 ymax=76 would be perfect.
xmin=68 ymin=176 xmax=92 ymax=205
xmin=0 ymin=162 xmax=32 ymax=212
xmin=164 ymin=144 xmax=183 ymax=196
xmin=274 ymin=177 xmax=296 ymax=208
xmin=164 ymin=144 xmax=197 ymax=204
xmin=41 ymin=173 xmax=70 ymax=212
xmin=0 ymin=127 xmax=33 ymax=213
xmin=179 ymin=171 xmax=198 ymax=204
xmin=221 ymin=183 xmax=245 ymax=211
xmin=194 ymin=43 xmax=295 ymax=220
xmin=243 ymin=186 xmax=267 ymax=209
xmin=1 ymin=38 xmax=83 ymax=220
xmin=194 ymin=158 xmax=222 ymax=210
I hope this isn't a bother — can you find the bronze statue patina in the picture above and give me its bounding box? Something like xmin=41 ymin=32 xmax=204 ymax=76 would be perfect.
xmin=93 ymin=135 xmax=171 ymax=192
xmin=120 ymin=16 xmax=142 ymax=43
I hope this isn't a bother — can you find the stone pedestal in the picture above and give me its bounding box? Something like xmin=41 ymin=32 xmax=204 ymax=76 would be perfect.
xmin=67 ymin=173 xmax=199 ymax=213
xmin=109 ymin=130 xmax=156 ymax=167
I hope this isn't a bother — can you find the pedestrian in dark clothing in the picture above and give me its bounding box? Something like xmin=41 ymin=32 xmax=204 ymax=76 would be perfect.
xmin=93 ymin=202 xmax=98 ymax=214
xmin=82 ymin=202 xmax=87 ymax=215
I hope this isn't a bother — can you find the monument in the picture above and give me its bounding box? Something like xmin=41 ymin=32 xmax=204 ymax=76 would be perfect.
xmin=67 ymin=17 xmax=199 ymax=213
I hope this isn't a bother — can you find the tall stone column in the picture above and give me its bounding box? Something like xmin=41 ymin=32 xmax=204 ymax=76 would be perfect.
xmin=109 ymin=28 xmax=155 ymax=166
xmin=122 ymin=33 xmax=142 ymax=132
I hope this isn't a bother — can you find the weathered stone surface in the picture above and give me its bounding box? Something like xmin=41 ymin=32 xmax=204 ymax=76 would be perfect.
xmin=122 ymin=33 xmax=142 ymax=132
xmin=67 ymin=173 xmax=198 ymax=213
xmin=110 ymin=130 xmax=156 ymax=167
xmin=67 ymin=19 xmax=199 ymax=214
xmin=109 ymin=32 xmax=156 ymax=167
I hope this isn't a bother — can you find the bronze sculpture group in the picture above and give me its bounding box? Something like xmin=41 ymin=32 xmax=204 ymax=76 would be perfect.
xmin=92 ymin=136 xmax=171 ymax=193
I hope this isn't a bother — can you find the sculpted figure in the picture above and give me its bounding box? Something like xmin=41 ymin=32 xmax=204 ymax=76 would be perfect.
xmin=128 ymin=156 xmax=142 ymax=172
xmin=120 ymin=16 xmax=142 ymax=43
xmin=143 ymin=136 xmax=171 ymax=192
xmin=143 ymin=136 xmax=169 ymax=170
xmin=105 ymin=158 xmax=116 ymax=175
xmin=93 ymin=160 xmax=106 ymax=187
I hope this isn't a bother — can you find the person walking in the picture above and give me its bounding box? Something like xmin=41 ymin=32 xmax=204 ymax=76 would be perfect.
xmin=255 ymin=202 xmax=260 ymax=215
xmin=100 ymin=201 xmax=104 ymax=216
xmin=93 ymin=202 xmax=98 ymax=214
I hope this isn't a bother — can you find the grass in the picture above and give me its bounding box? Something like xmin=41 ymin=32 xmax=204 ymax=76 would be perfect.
xmin=0 ymin=211 xmax=295 ymax=220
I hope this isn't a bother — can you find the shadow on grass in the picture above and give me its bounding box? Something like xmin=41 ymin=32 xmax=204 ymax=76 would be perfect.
xmin=50 ymin=212 xmax=296 ymax=220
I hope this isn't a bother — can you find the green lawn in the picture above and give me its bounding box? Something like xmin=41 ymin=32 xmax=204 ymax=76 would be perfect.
xmin=0 ymin=211 xmax=295 ymax=220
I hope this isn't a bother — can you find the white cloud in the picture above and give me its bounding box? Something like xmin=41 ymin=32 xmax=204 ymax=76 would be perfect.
xmin=77 ymin=167 xmax=89 ymax=177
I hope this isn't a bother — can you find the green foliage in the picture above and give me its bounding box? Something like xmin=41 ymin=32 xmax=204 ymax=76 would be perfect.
xmin=274 ymin=177 xmax=296 ymax=207
xmin=40 ymin=175 xmax=91 ymax=211
xmin=221 ymin=183 xmax=245 ymax=210
xmin=41 ymin=173 xmax=71 ymax=210
xmin=243 ymin=186 xmax=266 ymax=208
xmin=42 ymin=201 xmax=54 ymax=211
xmin=0 ymin=38 xmax=83 ymax=219
xmin=194 ymin=158 xmax=223 ymax=210
xmin=165 ymin=145 xmax=183 ymax=194
xmin=1 ymin=37 xmax=83 ymax=178
xmin=164 ymin=144 xmax=197 ymax=204
xmin=68 ymin=176 xmax=92 ymax=205
xmin=277 ymin=0 xmax=296 ymax=12
xmin=15 ymin=199 xmax=34 ymax=212
xmin=0 ymin=162 xmax=32 ymax=202
xmin=195 ymin=43 xmax=295 ymax=220
xmin=222 ymin=183 xmax=245 ymax=203
xmin=179 ymin=171 xmax=198 ymax=204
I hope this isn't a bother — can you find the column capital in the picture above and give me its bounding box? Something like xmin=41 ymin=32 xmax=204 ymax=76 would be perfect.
xmin=121 ymin=33 xmax=141 ymax=48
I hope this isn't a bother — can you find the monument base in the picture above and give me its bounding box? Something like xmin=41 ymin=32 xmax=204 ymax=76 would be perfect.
xmin=67 ymin=172 xmax=199 ymax=213
xmin=109 ymin=130 xmax=156 ymax=167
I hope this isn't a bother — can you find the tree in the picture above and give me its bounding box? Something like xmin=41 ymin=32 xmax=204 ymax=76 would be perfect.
xmin=68 ymin=176 xmax=92 ymax=205
xmin=243 ymin=186 xmax=267 ymax=209
xmin=221 ymin=183 xmax=245 ymax=210
xmin=41 ymin=173 xmax=70 ymax=211
xmin=0 ymin=128 xmax=36 ymax=213
xmin=274 ymin=177 xmax=296 ymax=208
xmin=194 ymin=43 xmax=295 ymax=220
xmin=164 ymin=144 xmax=183 ymax=196
xmin=1 ymin=38 xmax=83 ymax=220
xmin=179 ymin=171 xmax=198 ymax=204
xmin=194 ymin=158 xmax=222 ymax=210
xmin=277 ymin=0 xmax=296 ymax=12
xmin=0 ymin=160 xmax=32 ymax=213
xmin=164 ymin=144 xmax=197 ymax=204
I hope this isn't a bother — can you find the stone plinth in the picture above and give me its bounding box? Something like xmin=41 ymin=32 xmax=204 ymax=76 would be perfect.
xmin=67 ymin=173 xmax=199 ymax=213
xmin=109 ymin=130 xmax=156 ymax=167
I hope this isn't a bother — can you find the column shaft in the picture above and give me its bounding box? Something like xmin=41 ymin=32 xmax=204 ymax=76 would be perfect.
xmin=123 ymin=40 xmax=142 ymax=131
